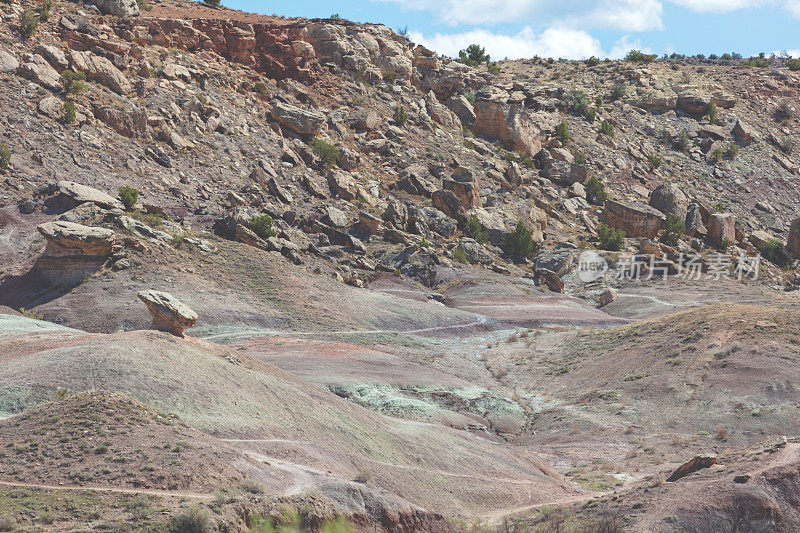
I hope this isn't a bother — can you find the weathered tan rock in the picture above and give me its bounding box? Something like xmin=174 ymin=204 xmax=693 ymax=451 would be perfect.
xmin=425 ymin=92 xmax=460 ymax=129
xmin=535 ymin=269 xmax=564 ymax=293
xmin=327 ymin=170 xmax=358 ymax=201
xmin=732 ymin=120 xmax=758 ymax=144
xmin=598 ymin=288 xmax=618 ymax=307
xmin=442 ymin=167 xmax=480 ymax=210
xmin=666 ymin=455 xmax=717 ymax=482
xmin=788 ymin=218 xmax=800 ymax=259
xmin=348 ymin=108 xmax=379 ymax=131
xmin=37 ymin=221 xmax=115 ymax=255
xmin=271 ymin=102 xmax=325 ymax=135
xmin=55 ymin=181 xmax=124 ymax=210
xmin=649 ymin=184 xmax=688 ymax=220
xmin=35 ymin=221 xmax=116 ymax=284
xmin=707 ymin=213 xmax=736 ymax=249
xmin=684 ymin=203 xmax=707 ymax=238
xmin=91 ymin=0 xmax=139 ymax=16
xmin=603 ymin=200 xmax=666 ymax=239
xmin=0 ymin=50 xmax=19 ymax=73
xmin=445 ymin=95 xmax=476 ymax=127
xmin=432 ymin=189 xmax=463 ymax=219
xmin=677 ymin=92 xmax=710 ymax=115
xmin=18 ymin=54 xmax=61 ymax=91
xmin=137 ymin=290 xmax=197 ymax=337
xmin=69 ymin=50 xmax=132 ymax=94
xmin=473 ymin=98 xmax=542 ymax=155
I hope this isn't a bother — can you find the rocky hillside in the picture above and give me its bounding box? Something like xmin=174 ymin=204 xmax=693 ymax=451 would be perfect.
xmin=2 ymin=0 xmax=800 ymax=530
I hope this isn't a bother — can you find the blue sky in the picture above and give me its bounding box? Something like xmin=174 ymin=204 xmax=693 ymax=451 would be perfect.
xmin=233 ymin=1 xmax=800 ymax=60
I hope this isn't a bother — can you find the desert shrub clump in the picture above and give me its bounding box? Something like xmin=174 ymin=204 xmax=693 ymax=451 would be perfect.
xmin=585 ymin=176 xmax=608 ymax=205
xmin=393 ymin=105 xmax=407 ymax=126
xmin=62 ymin=101 xmax=76 ymax=124
xmin=598 ymin=224 xmax=625 ymax=251
xmin=40 ymin=0 xmax=53 ymax=20
xmin=598 ymin=120 xmax=614 ymax=137
xmin=585 ymin=107 xmax=597 ymax=123
xmin=202 ymin=0 xmax=221 ymax=6
xmin=625 ymin=50 xmax=656 ymax=63
xmin=661 ymin=216 xmax=685 ymax=246
xmin=0 ymin=143 xmax=10 ymax=171
xmin=506 ymin=221 xmax=535 ymax=262
xmin=311 ymin=137 xmax=341 ymax=167
xmin=466 ymin=214 xmax=489 ymax=244
xmin=118 ymin=186 xmax=139 ymax=210
xmin=168 ymin=507 xmax=214 ymax=533
xmin=610 ymin=83 xmax=626 ymax=101
xmin=456 ymin=44 xmax=490 ymax=66
xmin=787 ymin=59 xmax=800 ymax=71
xmin=565 ymin=89 xmax=589 ymax=116
xmin=452 ymin=245 xmax=468 ymax=264
xmin=555 ymin=120 xmax=570 ymax=144
xmin=253 ymin=81 xmax=269 ymax=96
xmin=584 ymin=56 xmax=600 ymax=67
xmin=647 ymin=154 xmax=662 ymax=169
xmin=19 ymin=10 xmax=38 ymax=38
xmin=62 ymin=69 xmax=87 ymax=94
xmin=247 ymin=214 xmax=276 ymax=240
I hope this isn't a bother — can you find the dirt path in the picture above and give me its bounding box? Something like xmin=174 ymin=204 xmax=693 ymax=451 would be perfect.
xmin=0 ymin=479 xmax=213 ymax=499
xmin=200 ymin=315 xmax=489 ymax=341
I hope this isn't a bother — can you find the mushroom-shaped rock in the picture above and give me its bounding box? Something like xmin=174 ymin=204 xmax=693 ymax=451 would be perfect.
xmin=35 ymin=221 xmax=116 ymax=284
xmin=137 ymin=290 xmax=197 ymax=337
xmin=37 ymin=221 xmax=115 ymax=255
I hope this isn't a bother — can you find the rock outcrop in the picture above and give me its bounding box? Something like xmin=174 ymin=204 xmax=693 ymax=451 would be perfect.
xmin=137 ymin=290 xmax=197 ymax=336
xmin=649 ymin=184 xmax=689 ymax=221
xmin=91 ymin=0 xmax=139 ymax=17
xmin=50 ymin=181 xmax=124 ymax=211
xmin=271 ymin=102 xmax=325 ymax=135
xmin=603 ymin=200 xmax=666 ymax=238
xmin=707 ymin=213 xmax=736 ymax=249
xmin=788 ymin=218 xmax=800 ymax=260
xmin=473 ymin=98 xmax=542 ymax=155
xmin=35 ymin=221 xmax=116 ymax=284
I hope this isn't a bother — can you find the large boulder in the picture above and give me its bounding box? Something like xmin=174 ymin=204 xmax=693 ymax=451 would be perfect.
xmin=603 ymin=200 xmax=666 ymax=239
xmin=732 ymin=120 xmax=758 ymax=144
xmin=396 ymin=163 xmax=437 ymax=198
xmin=787 ymin=218 xmax=800 ymax=259
xmin=327 ymin=170 xmax=358 ymax=201
xmin=137 ymin=290 xmax=197 ymax=337
xmin=0 ymin=51 xmax=20 ymax=73
xmin=677 ymin=92 xmax=710 ymax=116
xmin=383 ymin=200 xmax=408 ymax=230
xmin=425 ymin=92 xmax=460 ymax=129
xmin=52 ymin=180 xmax=124 ymax=210
xmin=649 ymin=184 xmax=688 ymax=220
xmin=445 ymin=95 xmax=476 ymax=128
xmin=707 ymin=213 xmax=736 ymax=249
xmin=666 ymin=455 xmax=717 ymax=482
xmin=91 ymin=0 xmax=139 ymax=16
xmin=442 ymin=167 xmax=480 ymax=210
xmin=684 ymin=203 xmax=707 ymax=238
xmin=348 ymin=108 xmax=379 ymax=131
xmin=69 ymin=51 xmax=132 ymax=94
xmin=473 ymin=98 xmax=542 ymax=155
xmin=271 ymin=102 xmax=325 ymax=135
xmin=18 ymin=54 xmax=61 ymax=91
xmin=35 ymin=221 xmax=115 ymax=284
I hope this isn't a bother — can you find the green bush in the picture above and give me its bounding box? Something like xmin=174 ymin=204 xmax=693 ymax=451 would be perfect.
xmin=202 ymin=0 xmax=221 ymax=6
xmin=247 ymin=214 xmax=276 ymax=240
xmin=452 ymin=245 xmax=467 ymax=264
xmin=311 ymin=137 xmax=341 ymax=167
xmin=779 ymin=137 xmax=794 ymax=154
xmin=788 ymin=58 xmax=800 ymax=71
xmin=62 ymin=101 xmax=76 ymax=124
xmin=610 ymin=83 xmax=626 ymax=101
xmin=40 ymin=0 xmax=53 ymax=20
xmin=598 ymin=224 xmax=625 ymax=251
xmin=466 ymin=215 xmax=489 ymax=244
xmin=419 ymin=238 xmax=430 ymax=248
xmin=487 ymin=62 xmax=502 ymax=74
xmin=707 ymin=102 xmax=718 ymax=124
xmin=62 ymin=69 xmax=86 ymax=94
xmin=118 ymin=186 xmax=139 ymax=210
xmin=660 ymin=216 xmax=685 ymax=246
xmin=647 ymin=154 xmax=662 ymax=169
xmin=555 ymin=120 xmax=570 ymax=144
xmin=775 ymin=101 xmax=794 ymax=121
xmin=598 ymin=120 xmax=614 ymax=137
xmin=760 ymin=238 xmax=790 ymax=268
xmin=393 ymin=105 xmax=407 ymax=126
xmin=462 ymin=91 xmax=476 ymax=105
xmin=584 ymin=56 xmax=600 ymax=67
xmin=585 ymin=176 xmax=607 ymax=205
xmin=726 ymin=142 xmax=740 ymax=159
xmin=506 ymin=221 xmax=535 ymax=262
xmin=710 ymin=148 xmax=723 ymax=163
xmin=382 ymin=72 xmax=398 ymax=84
xmin=136 ymin=0 xmax=153 ymax=11
xmin=168 ymin=507 xmax=214 ymax=533
xmin=625 ymin=50 xmax=656 ymax=63
xmin=19 ymin=10 xmax=38 ymax=38
xmin=253 ymin=81 xmax=269 ymax=96
xmin=675 ymin=130 xmax=690 ymax=152
xmin=456 ymin=44 xmax=490 ymax=66
xmin=572 ymin=148 xmax=586 ymax=166
xmin=585 ymin=107 xmax=597 ymax=123
xmin=565 ymin=89 xmax=589 ymax=116
xmin=0 ymin=143 xmax=10 ymax=171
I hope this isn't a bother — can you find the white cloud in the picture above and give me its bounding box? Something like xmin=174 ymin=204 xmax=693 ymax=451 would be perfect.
xmin=409 ymin=26 xmax=606 ymax=60
xmin=608 ymin=36 xmax=650 ymax=59
xmin=384 ymin=0 xmax=663 ymax=31
xmin=668 ymin=0 xmax=764 ymax=12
